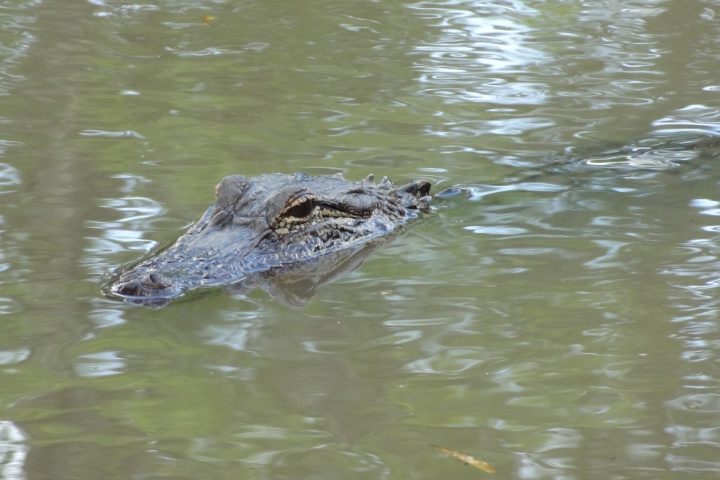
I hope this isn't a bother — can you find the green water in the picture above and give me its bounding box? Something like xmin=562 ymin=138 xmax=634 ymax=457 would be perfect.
xmin=2 ymin=1 xmax=720 ymax=478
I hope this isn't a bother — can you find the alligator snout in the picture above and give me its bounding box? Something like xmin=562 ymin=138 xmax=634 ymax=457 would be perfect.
xmin=112 ymin=271 xmax=172 ymax=297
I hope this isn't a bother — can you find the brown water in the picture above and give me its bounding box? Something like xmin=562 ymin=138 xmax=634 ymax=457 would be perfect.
xmin=2 ymin=1 xmax=720 ymax=478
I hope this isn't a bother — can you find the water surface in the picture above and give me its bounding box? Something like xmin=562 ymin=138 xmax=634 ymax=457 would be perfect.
xmin=2 ymin=1 xmax=720 ymax=478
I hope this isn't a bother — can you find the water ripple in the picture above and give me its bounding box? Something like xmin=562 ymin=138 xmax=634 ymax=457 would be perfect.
xmin=0 ymin=163 xmax=21 ymax=194
xmin=0 ymin=348 xmax=30 ymax=365
xmin=0 ymin=421 xmax=27 ymax=480
xmin=83 ymin=175 xmax=166 ymax=278
xmin=89 ymin=1 xmax=160 ymax=17
xmin=0 ymin=297 xmax=20 ymax=315
xmin=74 ymin=351 xmax=126 ymax=377
xmin=653 ymin=105 xmax=720 ymax=136
xmin=79 ymin=129 xmax=145 ymax=139
xmin=406 ymin=0 xmax=687 ymax=148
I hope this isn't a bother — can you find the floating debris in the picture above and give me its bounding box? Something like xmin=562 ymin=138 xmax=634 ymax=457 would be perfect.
xmin=432 ymin=445 xmax=496 ymax=474
xmin=202 ymin=14 xmax=215 ymax=25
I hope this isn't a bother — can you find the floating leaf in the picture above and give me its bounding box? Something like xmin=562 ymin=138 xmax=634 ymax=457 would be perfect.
xmin=432 ymin=445 xmax=496 ymax=474
xmin=202 ymin=14 xmax=215 ymax=25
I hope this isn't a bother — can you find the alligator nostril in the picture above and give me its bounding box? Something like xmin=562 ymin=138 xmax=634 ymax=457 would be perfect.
xmin=143 ymin=272 xmax=170 ymax=289
xmin=111 ymin=272 xmax=171 ymax=298
xmin=114 ymin=279 xmax=142 ymax=296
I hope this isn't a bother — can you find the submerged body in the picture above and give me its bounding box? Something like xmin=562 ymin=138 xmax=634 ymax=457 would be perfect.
xmin=109 ymin=172 xmax=431 ymax=305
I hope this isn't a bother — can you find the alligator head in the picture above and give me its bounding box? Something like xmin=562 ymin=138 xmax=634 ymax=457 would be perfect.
xmin=108 ymin=172 xmax=431 ymax=305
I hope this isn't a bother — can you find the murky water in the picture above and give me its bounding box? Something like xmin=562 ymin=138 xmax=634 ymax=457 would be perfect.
xmin=2 ymin=1 xmax=720 ymax=478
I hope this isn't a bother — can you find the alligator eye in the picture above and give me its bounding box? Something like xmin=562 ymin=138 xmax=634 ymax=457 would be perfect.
xmin=283 ymin=198 xmax=316 ymax=219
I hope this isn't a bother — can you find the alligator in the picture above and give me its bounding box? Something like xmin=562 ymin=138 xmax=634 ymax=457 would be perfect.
xmin=108 ymin=172 xmax=431 ymax=306
xmin=107 ymin=135 xmax=720 ymax=306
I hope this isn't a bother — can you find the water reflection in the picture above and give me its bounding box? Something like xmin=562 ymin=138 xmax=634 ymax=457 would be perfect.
xmin=660 ymin=192 xmax=720 ymax=475
xmin=89 ymin=2 xmax=160 ymax=18
xmin=227 ymin=242 xmax=386 ymax=307
xmin=654 ymin=104 xmax=720 ymax=137
xmin=0 ymin=421 xmax=27 ymax=480
xmin=0 ymin=163 xmax=21 ymax=194
xmin=410 ymin=0 xmax=550 ymax=106
xmin=84 ymin=174 xmax=164 ymax=277
xmin=73 ymin=351 xmax=126 ymax=377
xmin=78 ymin=129 xmax=145 ymax=139
xmin=0 ymin=348 xmax=30 ymax=366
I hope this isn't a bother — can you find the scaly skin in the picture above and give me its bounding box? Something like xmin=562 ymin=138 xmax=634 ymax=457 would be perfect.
xmin=108 ymin=172 xmax=431 ymax=304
